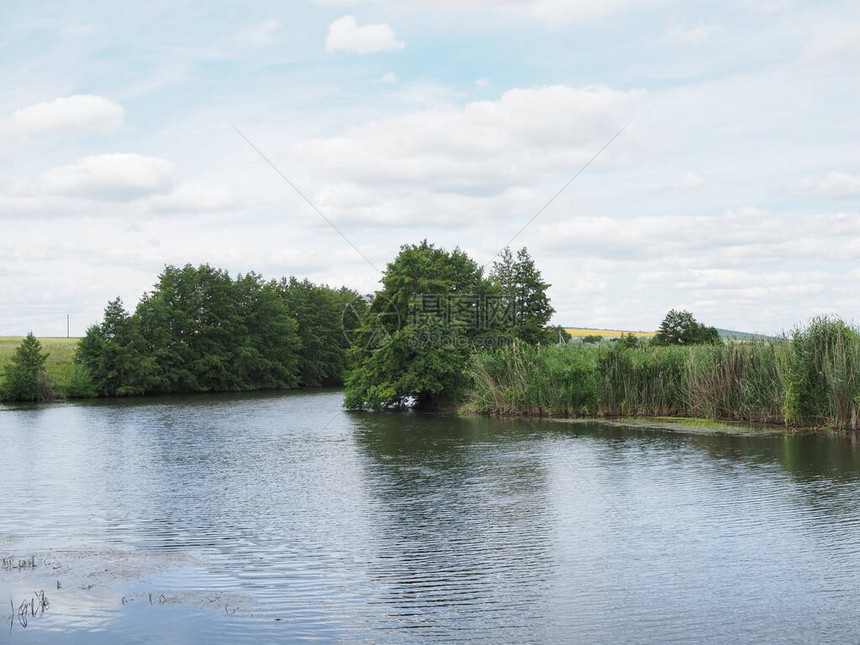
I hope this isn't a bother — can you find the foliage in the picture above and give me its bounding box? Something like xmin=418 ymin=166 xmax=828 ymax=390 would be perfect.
xmin=468 ymin=342 xmax=597 ymax=416
xmin=489 ymin=246 xmax=555 ymax=344
xmin=76 ymin=265 xmax=306 ymax=397
xmin=615 ymin=332 xmax=640 ymax=348
xmin=545 ymin=325 xmax=573 ymax=344
xmin=0 ymin=336 xmax=79 ymax=397
xmin=652 ymin=309 xmax=721 ymax=346
xmin=581 ymin=335 xmax=603 ymax=344
xmin=1 ymin=333 xmax=52 ymax=402
xmin=344 ymin=241 xmax=490 ymax=410
xmin=272 ymin=277 xmax=357 ymax=387
xmin=76 ymin=298 xmax=155 ymax=396
xmin=469 ymin=318 xmax=860 ymax=430
xmin=344 ymin=317 xmax=474 ymax=410
xmin=784 ymin=317 xmax=860 ymax=428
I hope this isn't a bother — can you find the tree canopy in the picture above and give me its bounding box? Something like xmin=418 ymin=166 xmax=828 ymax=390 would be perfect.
xmin=651 ymin=309 xmax=721 ymax=346
xmin=489 ymin=246 xmax=555 ymax=344
xmin=75 ymin=264 xmax=357 ymax=397
xmin=344 ymin=241 xmax=557 ymax=410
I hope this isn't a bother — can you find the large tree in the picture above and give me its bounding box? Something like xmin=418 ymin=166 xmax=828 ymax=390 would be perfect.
xmin=344 ymin=240 xmax=492 ymax=410
xmin=1 ymin=333 xmax=52 ymax=402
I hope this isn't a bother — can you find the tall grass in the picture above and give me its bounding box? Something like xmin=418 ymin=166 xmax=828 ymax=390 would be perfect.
xmin=467 ymin=317 xmax=860 ymax=430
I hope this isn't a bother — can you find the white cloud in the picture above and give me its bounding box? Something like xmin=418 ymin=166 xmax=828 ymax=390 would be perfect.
xmin=795 ymin=171 xmax=860 ymax=198
xmin=379 ymin=71 xmax=398 ymax=83
xmin=146 ymin=182 xmax=239 ymax=213
xmin=677 ymin=170 xmax=704 ymax=190
xmin=0 ymin=95 xmax=125 ymax=139
xmin=294 ymin=84 xmax=640 ymax=210
xmin=532 ymin=206 xmax=860 ymax=273
xmin=23 ymin=154 xmax=175 ymax=201
xmin=236 ymin=20 xmax=281 ymax=47
xmin=326 ymin=15 xmax=405 ymax=54
xmin=2 ymin=153 xmax=241 ymax=217
xmin=476 ymin=78 xmax=491 ymax=87
xmin=803 ymin=23 xmax=860 ymax=60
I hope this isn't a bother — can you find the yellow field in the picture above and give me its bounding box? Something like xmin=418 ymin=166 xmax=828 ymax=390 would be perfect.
xmin=0 ymin=336 xmax=82 ymax=386
xmin=565 ymin=328 xmax=656 ymax=338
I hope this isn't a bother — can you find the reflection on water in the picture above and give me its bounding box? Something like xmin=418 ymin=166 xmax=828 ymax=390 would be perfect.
xmin=2 ymin=390 xmax=860 ymax=643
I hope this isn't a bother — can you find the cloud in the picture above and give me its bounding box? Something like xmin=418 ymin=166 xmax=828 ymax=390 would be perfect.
xmin=379 ymin=71 xmax=398 ymax=83
xmin=236 ymin=20 xmax=281 ymax=47
xmin=803 ymin=22 xmax=860 ymax=61
xmin=527 ymin=0 xmax=636 ymax=27
xmin=2 ymin=153 xmax=240 ymax=217
xmin=326 ymin=15 xmax=405 ymax=54
xmin=0 ymin=95 xmax=125 ymax=139
xmin=22 ymin=154 xmax=175 ymax=201
xmin=146 ymin=182 xmax=239 ymax=213
xmin=476 ymin=78 xmax=491 ymax=87
xmin=294 ymin=84 xmax=640 ymax=206
xmin=533 ymin=206 xmax=860 ymax=267
xmin=677 ymin=170 xmax=704 ymax=190
xmin=794 ymin=171 xmax=860 ymax=198
xmin=667 ymin=21 xmax=713 ymax=45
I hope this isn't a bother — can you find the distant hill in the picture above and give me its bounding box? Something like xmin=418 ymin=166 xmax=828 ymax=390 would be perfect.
xmin=715 ymin=328 xmax=773 ymax=341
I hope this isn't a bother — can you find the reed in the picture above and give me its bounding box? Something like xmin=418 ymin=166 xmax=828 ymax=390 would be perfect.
xmin=467 ymin=317 xmax=860 ymax=430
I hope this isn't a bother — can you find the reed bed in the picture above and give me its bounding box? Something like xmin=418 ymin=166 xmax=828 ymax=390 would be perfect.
xmin=467 ymin=317 xmax=860 ymax=430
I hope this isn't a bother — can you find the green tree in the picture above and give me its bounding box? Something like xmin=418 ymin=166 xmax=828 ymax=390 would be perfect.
xmin=489 ymin=246 xmax=555 ymax=344
xmin=616 ymin=332 xmax=640 ymax=348
xmin=76 ymin=298 xmax=154 ymax=396
xmin=344 ymin=240 xmax=490 ymax=410
xmin=135 ymin=265 xmax=301 ymax=392
xmin=652 ymin=309 xmax=721 ymax=346
xmin=1 ymin=333 xmax=52 ymax=402
xmin=273 ymin=277 xmax=357 ymax=387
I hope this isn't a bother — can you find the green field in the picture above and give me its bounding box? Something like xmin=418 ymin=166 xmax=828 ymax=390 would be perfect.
xmin=0 ymin=336 xmax=82 ymax=391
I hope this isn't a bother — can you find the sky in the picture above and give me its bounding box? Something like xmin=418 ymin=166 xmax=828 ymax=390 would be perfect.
xmin=1 ymin=0 xmax=859 ymax=336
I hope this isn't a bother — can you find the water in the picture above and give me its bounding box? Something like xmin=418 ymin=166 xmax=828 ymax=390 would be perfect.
xmin=2 ymin=389 xmax=860 ymax=643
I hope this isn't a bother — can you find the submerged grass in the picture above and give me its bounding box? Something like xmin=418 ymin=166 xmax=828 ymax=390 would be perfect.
xmin=467 ymin=317 xmax=860 ymax=431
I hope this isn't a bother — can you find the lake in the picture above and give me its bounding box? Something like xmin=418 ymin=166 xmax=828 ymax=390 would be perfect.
xmin=2 ymin=389 xmax=860 ymax=643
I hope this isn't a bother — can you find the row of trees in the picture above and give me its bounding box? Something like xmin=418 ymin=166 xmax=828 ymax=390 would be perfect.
xmin=75 ymin=265 xmax=357 ymax=397
xmin=2 ymin=243 xmax=725 ymax=405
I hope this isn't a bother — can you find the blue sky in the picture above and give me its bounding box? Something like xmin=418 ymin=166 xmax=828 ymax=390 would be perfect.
xmin=2 ymin=0 xmax=859 ymax=335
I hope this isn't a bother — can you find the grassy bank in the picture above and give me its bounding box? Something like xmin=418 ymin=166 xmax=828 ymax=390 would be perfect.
xmin=0 ymin=336 xmax=87 ymax=399
xmin=467 ymin=317 xmax=860 ymax=430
